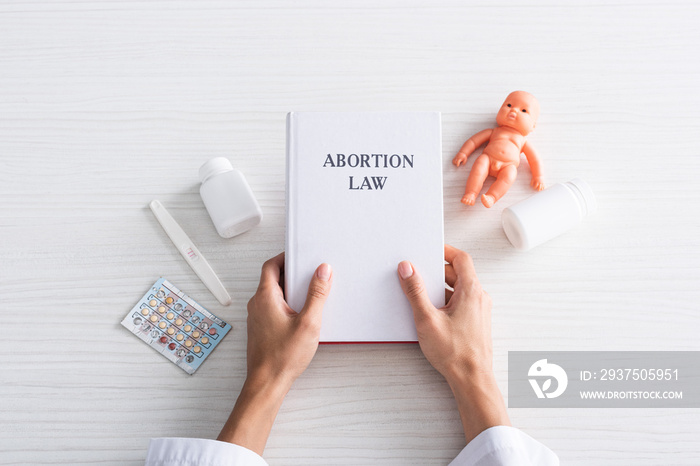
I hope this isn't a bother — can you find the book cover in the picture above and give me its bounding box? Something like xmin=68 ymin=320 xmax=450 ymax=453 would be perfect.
xmin=285 ymin=112 xmax=445 ymax=343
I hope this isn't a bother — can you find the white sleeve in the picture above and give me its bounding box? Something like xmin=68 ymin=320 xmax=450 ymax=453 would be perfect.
xmin=449 ymin=426 xmax=559 ymax=466
xmin=144 ymin=438 xmax=268 ymax=466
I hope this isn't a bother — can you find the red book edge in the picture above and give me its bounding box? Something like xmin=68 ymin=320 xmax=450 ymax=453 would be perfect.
xmin=320 ymin=341 xmax=419 ymax=345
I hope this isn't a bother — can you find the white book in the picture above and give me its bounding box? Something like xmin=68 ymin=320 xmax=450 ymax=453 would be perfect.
xmin=285 ymin=112 xmax=445 ymax=343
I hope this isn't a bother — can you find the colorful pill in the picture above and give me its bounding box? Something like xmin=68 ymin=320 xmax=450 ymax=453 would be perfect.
xmin=193 ymin=346 xmax=201 ymax=353
xmin=168 ymin=343 xmax=176 ymax=350
xmin=176 ymin=334 xmax=184 ymax=341
xmin=167 ymin=327 xmax=175 ymax=335
xmin=158 ymin=321 xmax=166 ymax=329
xmin=166 ymin=312 xmax=174 ymax=320
xmin=192 ymin=331 xmax=200 ymax=339
xmin=141 ymin=308 xmax=149 ymax=316
xmin=160 ymin=336 xmax=167 ymax=344
xmin=184 ymin=340 xmax=193 ymax=348
xmin=184 ymin=325 xmax=192 ymax=332
xmin=149 ymin=299 xmax=157 ymax=307
xmin=165 ymin=297 xmax=174 ymax=304
xmin=209 ymin=328 xmax=217 ymax=335
xmin=201 ymin=337 xmax=209 ymax=345
xmin=157 ymin=306 xmax=166 ymax=314
xmin=150 ymin=315 xmax=158 ymax=322
xmin=175 ymin=318 xmax=183 ymax=326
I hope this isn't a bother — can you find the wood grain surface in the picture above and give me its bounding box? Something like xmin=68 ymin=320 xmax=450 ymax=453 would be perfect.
xmin=1 ymin=1 xmax=699 ymax=464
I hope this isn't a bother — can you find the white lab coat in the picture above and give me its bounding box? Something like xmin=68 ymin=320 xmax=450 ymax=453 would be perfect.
xmin=144 ymin=426 xmax=559 ymax=465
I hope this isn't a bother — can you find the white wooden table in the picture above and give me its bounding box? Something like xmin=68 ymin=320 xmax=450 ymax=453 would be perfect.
xmin=2 ymin=1 xmax=699 ymax=464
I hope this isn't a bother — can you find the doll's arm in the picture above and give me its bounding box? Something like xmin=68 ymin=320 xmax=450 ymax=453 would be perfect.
xmin=522 ymin=141 xmax=545 ymax=191
xmin=452 ymin=129 xmax=493 ymax=167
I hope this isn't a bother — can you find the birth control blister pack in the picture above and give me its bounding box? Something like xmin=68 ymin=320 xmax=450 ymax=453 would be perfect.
xmin=121 ymin=278 xmax=231 ymax=374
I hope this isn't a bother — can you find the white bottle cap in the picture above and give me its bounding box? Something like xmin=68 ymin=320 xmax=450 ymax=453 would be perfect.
xmin=199 ymin=157 xmax=233 ymax=184
xmin=566 ymin=178 xmax=598 ymax=216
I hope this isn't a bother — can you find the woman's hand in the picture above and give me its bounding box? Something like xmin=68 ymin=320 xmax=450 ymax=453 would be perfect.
xmin=246 ymin=253 xmax=332 ymax=390
xmin=218 ymin=253 xmax=332 ymax=456
xmin=397 ymin=245 xmax=510 ymax=444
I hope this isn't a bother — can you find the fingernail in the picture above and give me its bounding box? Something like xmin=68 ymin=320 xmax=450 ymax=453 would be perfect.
xmin=398 ymin=261 xmax=413 ymax=279
xmin=316 ymin=263 xmax=332 ymax=281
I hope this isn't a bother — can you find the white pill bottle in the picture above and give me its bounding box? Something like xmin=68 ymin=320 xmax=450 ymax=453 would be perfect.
xmin=199 ymin=157 xmax=263 ymax=238
xmin=501 ymin=178 xmax=596 ymax=250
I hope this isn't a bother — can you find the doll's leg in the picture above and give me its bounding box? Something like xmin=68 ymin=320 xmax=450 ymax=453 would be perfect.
xmin=461 ymin=154 xmax=490 ymax=205
xmin=482 ymin=164 xmax=517 ymax=208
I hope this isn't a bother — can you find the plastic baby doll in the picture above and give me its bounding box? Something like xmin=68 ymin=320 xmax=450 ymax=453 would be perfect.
xmin=452 ymin=91 xmax=545 ymax=208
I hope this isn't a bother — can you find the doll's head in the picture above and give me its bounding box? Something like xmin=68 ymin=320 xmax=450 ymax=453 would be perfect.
xmin=496 ymin=91 xmax=540 ymax=136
